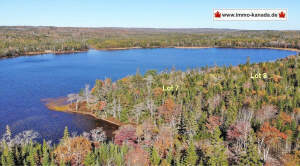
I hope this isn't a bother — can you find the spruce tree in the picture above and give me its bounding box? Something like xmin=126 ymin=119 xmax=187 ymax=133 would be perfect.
xmin=42 ymin=140 xmax=50 ymax=166
xmin=207 ymin=128 xmax=228 ymax=166
xmin=177 ymin=113 xmax=187 ymax=141
xmin=14 ymin=146 xmax=21 ymax=165
xmin=239 ymin=133 xmax=263 ymax=166
xmin=185 ymin=141 xmax=198 ymax=166
xmin=28 ymin=146 xmax=37 ymax=166
xmin=63 ymin=126 xmax=69 ymax=140
xmin=50 ymin=156 xmax=56 ymax=166
xmin=151 ymin=147 xmax=161 ymax=166
xmin=84 ymin=152 xmax=97 ymax=166
xmin=166 ymin=150 xmax=173 ymax=165
xmin=60 ymin=159 xmax=66 ymax=166
xmin=1 ymin=143 xmax=15 ymax=166
xmin=6 ymin=125 xmax=12 ymax=140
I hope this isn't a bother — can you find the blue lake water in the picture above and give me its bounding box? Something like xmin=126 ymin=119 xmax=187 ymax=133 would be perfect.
xmin=0 ymin=48 xmax=297 ymax=142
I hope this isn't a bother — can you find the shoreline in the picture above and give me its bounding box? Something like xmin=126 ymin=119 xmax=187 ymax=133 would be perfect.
xmin=0 ymin=49 xmax=89 ymax=60
xmin=44 ymin=99 xmax=123 ymax=127
xmin=1 ymin=47 xmax=298 ymax=60
xmin=94 ymin=46 xmax=143 ymax=50
xmin=217 ymin=47 xmax=300 ymax=52
xmin=260 ymin=47 xmax=300 ymax=52
xmin=24 ymin=49 xmax=89 ymax=55
xmin=52 ymin=108 xmax=122 ymax=127
xmin=174 ymin=46 xmax=212 ymax=49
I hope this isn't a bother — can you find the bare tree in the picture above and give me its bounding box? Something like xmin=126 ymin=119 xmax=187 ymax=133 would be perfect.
xmin=144 ymin=75 xmax=153 ymax=96
xmin=238 ymin=107 xmax=253 ymax=123
xmin=111 ymin=98 xmax=117 ymax=117
xmin=255 ymin=105 xmax=278 ymax=123
xmin=67 ymin=93 xmax=77 ymax=104
xmin=117 ymin=98 xmax=122 ymax=119
xmin=146 ymin=98 xmax=156 ymax=119
xmin=84 ymin=84 xmax=91 ymax=105
xmin=12 ymin=130 xmax=40 ymax=146
xmin=73 ymin=94 xmax=84 ymax=111
xmin=133 ymin=103 xmax=145 ymax=123
xmin=83 ymin=127 xmax=106 ymax=143
xmin=208 ymin=94 xmax=221 ymax=112
xmin=1 ymin=129 xmax=40 ymax=147
xmin=1 ymin=125 xmax=12 ymax=147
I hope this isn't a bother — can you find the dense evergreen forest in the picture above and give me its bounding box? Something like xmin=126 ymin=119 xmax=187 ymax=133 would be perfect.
xmin=0 ymin=26 xmax=300 ymax=58
xmin=1 ymin=54 xmax=299 ymax=165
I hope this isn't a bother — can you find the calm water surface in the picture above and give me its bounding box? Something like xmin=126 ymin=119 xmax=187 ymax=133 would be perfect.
xmin=0 ymin=48 xmax=296 ymax=142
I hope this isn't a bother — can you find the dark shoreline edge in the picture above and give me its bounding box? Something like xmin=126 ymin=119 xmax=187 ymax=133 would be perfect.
xmin=52 ymin=108 xmax=122 ymax=127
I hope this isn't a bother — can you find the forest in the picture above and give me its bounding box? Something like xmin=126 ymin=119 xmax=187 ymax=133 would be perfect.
xmin=1 ymin=53 xmax=299 ymax=165
xmin=0 ymin=26 xmax=300 ymax=58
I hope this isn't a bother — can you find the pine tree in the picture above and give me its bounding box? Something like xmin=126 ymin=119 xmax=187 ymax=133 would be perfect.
xmin=60 ymin=159 xmax=66 ymax=166
xmin=185 ymin=140 xmax=198 ymax=166
xmin=42 ymin=140 xmax=50 ymax=166
xmin=207 ymin=128 xmax=228 ymax=166
xmin=1 ymin=143 xmax=15 ymax=166
xmin=23 ymin=159 xmax=29 ymax=166
xmin=151 ymin=147 xmax=161 ymax=165
xmin=177 ymin=113 xmax=187 ymax=141
xmin=166 ymin=150 xmax=173 ymax=165
xmin=239 ymin=133 xmax=263 ymax=166
xmin=50 ymin=156 xmax=56 ymax=166
xmin=14 ymin=147 xmax=21 ymax=165
xmin=28 ymin=146 xmax=37 ymax=166
xmin=84 ymin=152 xmax=97 ymax=166
xmin=63 ymin=126 xmax=69 ymax=140
xmin=6 ymin=125 xmax=12 ymax=139
xmin=187 ymin=111 xmax=198 ymax=138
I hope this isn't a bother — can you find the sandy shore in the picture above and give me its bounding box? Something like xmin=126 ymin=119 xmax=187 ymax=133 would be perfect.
xmin=260 ymin=47 xmax=300 ymax=52
xmin=44 ymin=98 xmax=123 ymax=127
xmin=52 ymin=108 xmax=123 ymax=127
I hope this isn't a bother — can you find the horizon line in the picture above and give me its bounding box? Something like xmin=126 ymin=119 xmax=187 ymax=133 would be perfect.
xmin=0 ymin=25 xmax=299 ymax=31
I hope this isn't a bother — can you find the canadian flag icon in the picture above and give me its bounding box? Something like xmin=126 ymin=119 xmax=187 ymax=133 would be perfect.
xmin=279 ymin=11 xmax=285 ymax=18
xmin=215 ymin=11 xmax=221 ymax=18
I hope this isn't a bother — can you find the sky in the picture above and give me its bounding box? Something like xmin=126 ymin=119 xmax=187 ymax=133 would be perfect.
xmin=0 ymin=0 xmax=299 ymax=30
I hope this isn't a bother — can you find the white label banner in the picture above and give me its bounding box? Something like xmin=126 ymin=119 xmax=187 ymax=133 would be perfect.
xmin=213 ymin=9 xmax=287 ymax=21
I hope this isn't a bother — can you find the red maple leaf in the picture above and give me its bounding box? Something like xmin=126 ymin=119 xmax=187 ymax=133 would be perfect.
xmin=279 ymin=11 xmax=285 ymax=18
xmin=215 ymin=11 xmax=221 ymax=18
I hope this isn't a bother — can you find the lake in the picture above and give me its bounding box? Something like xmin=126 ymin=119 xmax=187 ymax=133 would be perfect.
xmin=0 ymin=48 xmax=297 ymax=142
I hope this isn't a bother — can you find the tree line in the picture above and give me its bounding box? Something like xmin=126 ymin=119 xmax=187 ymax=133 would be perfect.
xmin=1 ymin=27 xmax=299 ymax=58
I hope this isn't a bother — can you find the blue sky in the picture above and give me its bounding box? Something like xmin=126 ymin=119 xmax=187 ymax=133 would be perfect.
xmin=1 ymin=0 xmax=299 ymax=30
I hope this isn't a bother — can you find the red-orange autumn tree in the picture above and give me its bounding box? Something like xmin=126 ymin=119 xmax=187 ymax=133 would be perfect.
xmin=158 ymin=98 xmax=180 ymax=123
xmin=54 ymin=137 xmax=91 ymax=165
xmin=154 ymin=126 xmax=174 ymax=158
xmin=114 ymin=125 xmax=137 ymax=147
xmin=125 ymin=146 xmax=150 ymax=166
xmin=205 ymin=116 xmax=221 ymax=133
xmin=257 ymin=122 xmax=287 ymax=161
